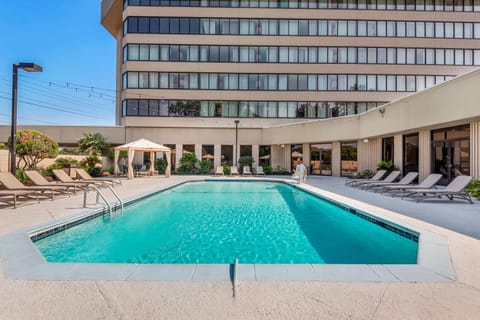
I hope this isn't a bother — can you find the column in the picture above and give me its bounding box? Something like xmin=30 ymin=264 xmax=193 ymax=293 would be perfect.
xmin=394 ymin=135 xmax=404 ymax=173
xmin=302 ymin=143 xmax=310 ymax=174
xmin=175 ymin=144 xmax=183 ymax=169
xmin=418 ymin=129 xmax=431 ymax=181
xmin=471 ymin=120 xmax=480 ymax=180
xmin=357 ymin=138 xmax=381 ymax=172
xmin=214 ymin=144 xmax=221 ymax=169
xmin=233 ymin=144 xmax=238 ymax=166
xmin=195 ymin=144 xmax=202 ymax=162
xmin=252 ymin=145 xmax=259 ymax=171
xmin=332 ymin=141 xmax=341 ymax=176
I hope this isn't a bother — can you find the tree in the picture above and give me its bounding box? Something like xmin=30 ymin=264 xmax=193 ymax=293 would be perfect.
xmin=7 ymin=130 xmax=59 ymax=170
xmin=78 ymin=133 xmax=110 ymax=156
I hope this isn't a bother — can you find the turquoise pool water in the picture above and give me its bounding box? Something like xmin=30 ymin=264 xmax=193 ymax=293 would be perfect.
xmin=34 ymin=181 xmax=418 ymax=264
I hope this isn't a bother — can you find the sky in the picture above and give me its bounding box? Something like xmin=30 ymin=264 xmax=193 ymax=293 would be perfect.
xmin=0 ymin=0 xmax=116 ymax=127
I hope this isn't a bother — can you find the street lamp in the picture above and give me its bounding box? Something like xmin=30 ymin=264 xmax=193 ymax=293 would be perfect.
xmin=11 ymin=63 xmax=43 ymax=175
xmin=234 ymin=120 xmax=240 ymax=166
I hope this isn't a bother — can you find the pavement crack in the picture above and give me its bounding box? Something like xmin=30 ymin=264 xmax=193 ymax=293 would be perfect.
xmin=94 ymin=281 xmax=122 ymax=319
xmin=371 ymin=284 xmax=389 ymax=320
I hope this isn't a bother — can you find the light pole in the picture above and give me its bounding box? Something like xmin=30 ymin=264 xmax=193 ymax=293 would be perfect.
xmin=11 ymin=63 xmax=43 ymax=175
xmin=234 ymin=120 xmax=240 ymax=166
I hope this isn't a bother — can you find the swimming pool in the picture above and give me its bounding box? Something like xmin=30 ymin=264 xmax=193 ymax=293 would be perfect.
xmin=33 ymin=180 xmax=418 ymax=264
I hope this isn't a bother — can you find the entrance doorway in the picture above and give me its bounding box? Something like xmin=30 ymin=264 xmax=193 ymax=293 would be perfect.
xmin=432 ymin=125 xmax=470 ymax=185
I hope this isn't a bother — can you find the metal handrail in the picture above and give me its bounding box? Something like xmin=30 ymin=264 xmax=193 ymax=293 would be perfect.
xmin=83 ymin=183 xmax=124 ymax=215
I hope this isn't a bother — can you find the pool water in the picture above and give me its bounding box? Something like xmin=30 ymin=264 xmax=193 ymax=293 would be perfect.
xmin=34 ymin=181 xmax=418 ymax=264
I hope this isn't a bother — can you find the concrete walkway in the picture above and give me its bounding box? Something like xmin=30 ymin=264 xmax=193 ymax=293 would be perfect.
xmin=0 ymin=175 xmax=479 ymax=319
xmin=304 ymin=176 xmax=480 ymax=239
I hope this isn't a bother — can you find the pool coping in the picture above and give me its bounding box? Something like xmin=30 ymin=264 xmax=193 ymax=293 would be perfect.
xmin=0 ymin=177 xmax=456 ymax=282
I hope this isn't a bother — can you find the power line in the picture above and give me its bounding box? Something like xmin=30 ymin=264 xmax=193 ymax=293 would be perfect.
xmin=0 ymin=96 xmax=107 ymax=120
xmin=0 ymin=78 xmax=116 ymax=107
xmin=0 ymin=112 xmax=57 ymax=125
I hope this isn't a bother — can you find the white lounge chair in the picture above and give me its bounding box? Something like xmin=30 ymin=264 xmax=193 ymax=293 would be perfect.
xmin=345 ymin=170 xmax=387 ymax=187
xmin=363 ymin=172 xmax=418 ymax=192
xmin=256 ymin=166 xmax=265 ymax=176
xmin=76 ymin=168 xmax=122 ymax=187
xmin=214 ymin=166 xmax=224 ymax=176
xmin=0 ymin=172 xmax=72 ymax=201
xmin=52 ymin=169 xmax=100 ymax=188
xmin=402 ymin=175 xmax=473 ymax=203
xmin=230 ymin=166 xmax=240 ymax=176
xmin=356 ymin=171 xmax=401 ymax=189
xmin=381 ymin=173 xmax=443 ymax=196
xmin=243 ymin=166 xmax=252 ymax=176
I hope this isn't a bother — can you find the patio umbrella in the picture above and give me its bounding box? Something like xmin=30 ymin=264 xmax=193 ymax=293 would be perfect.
xmin=202 ymin=154 xmax=214 ymax=160
xmin=291 ymin=151 xmax=303 ymax=158
xmin=259 ymin=154 xmax=270 ymax=160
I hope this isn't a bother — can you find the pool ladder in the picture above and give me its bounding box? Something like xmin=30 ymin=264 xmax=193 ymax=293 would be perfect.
xmin=83 ymin=182 xmax=124 ymax=215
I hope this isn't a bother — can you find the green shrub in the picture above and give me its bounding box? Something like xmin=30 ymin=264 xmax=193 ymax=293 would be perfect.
xmin=376 ymin=160 xmax=397 ymax=174
xmin=59 ymin=147 xmax=80 ymax=155
xmin=0 ymin=142 xmax=5 ymax=149
xmin=222 ymin=161 xmax=231 ymax=175
xmin=262 ymin=165 xmax=273 ymax=175
xmin=87 ymin=167 xmax=102 ymax=177
xmin=54 ymin=157 xmax=79 ymax=168
xmin=358 ymin=169 xmax=374 ymax=178
xmin=178 ymin=153 xmax=199 ymax=174
xmin=80 ymin=155 xmax=102 ymax=169
xmin=155 ymin=158 xmax=169 ymax=174
xmin=199 ymin=160 xmax=212 ymax=174
xmin=238 ymin=156 xmax=255 ymax=174
xmin=15 ymin=169 xmax=28 ymax=184
xmin=466 ymin=180 xmax=480 ymax=200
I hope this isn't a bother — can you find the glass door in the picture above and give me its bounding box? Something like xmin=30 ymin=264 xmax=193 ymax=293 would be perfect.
xmin=432 ymin=125 xmax=470 ymax=185
xmin=432 ymin=139 xmax=470 ymax=185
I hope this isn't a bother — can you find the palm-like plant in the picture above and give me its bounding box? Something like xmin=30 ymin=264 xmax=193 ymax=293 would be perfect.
xmin=78 ymin=133 xmax=110 ymax=156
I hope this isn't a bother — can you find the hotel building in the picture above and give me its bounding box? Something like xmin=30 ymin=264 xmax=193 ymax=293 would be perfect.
xmin=31 ymin=0 xmax=480 ymax=182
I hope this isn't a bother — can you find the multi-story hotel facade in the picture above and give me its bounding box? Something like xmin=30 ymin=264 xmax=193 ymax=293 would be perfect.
xmin=97 ymin=0 xmax=480 ymax=182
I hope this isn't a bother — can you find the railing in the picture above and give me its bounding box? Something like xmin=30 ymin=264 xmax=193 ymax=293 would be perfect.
xmin=83 ymin=182 xmax=124 ymax=216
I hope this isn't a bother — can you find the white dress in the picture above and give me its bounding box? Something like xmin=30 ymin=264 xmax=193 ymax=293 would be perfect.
xmin=295 ymin=163 xmax=306 ymax=183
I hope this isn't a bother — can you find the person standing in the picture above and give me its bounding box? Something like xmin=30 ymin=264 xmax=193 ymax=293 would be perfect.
xmin=295 ymin=159 xmax=307 ymax=184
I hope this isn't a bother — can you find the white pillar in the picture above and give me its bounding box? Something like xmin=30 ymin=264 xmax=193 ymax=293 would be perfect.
xmin=214 ymin=144 xmax=221 ymax=168
xmin=470 ymin=120 xmax=480 ymax=180
xmin=195 ymin=144 xmax=202 ymax=162
xmin=357 ymin=138 xmax=381 ymax=172
xmin=302 ymin=143 xmax=310 ymax=174
xmin=332 ymin=141 xmax=341 ymax=177
xmin=252 ymin=145 xmax=259 ymax=171
xmin=175 ymin=144 xmax=183 ymax=169
xmin=418 ymin=130 xmax=431 ymax=181
xmin=394 ymin=134 xmax=404 ymax=173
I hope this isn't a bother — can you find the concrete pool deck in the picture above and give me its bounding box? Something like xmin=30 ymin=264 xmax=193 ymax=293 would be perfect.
xmin=0 ymin=175 xmax=479 ymax=319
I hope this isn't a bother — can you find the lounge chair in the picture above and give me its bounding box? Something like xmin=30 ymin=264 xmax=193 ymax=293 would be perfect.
xmin=345 ymin=170 xmax=387 ymax=187
xmin=363 ymin=172 xmax=418 ymax=192
xmin=25 ymin=170 xmax=81 ymax=194
xmin=230 ymin=166 xmax=240 ymax=176
xmin=52 ymin=169 xmax=100 ymax=188
xmin=256 ymin=166 xmax=265 ymax=176
xmin=0 ymin=172 xmax=72 ymax=201
xmin=401 ymin=175 xmax=473 ymax=203
xmin=0 ymin=190 xmax=39 ymax=208
xmin=243 ymin=166 xmax=252 ymax=176
xmin=214 ymin=166 xmax=224 ymax=176
xmin=356 ymin=170 xmax=401 ymax=189
xmin=76 ymin=168 xmax=122 ymax=187
xmin=381 ymin=173 xmax=443 ymax=196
